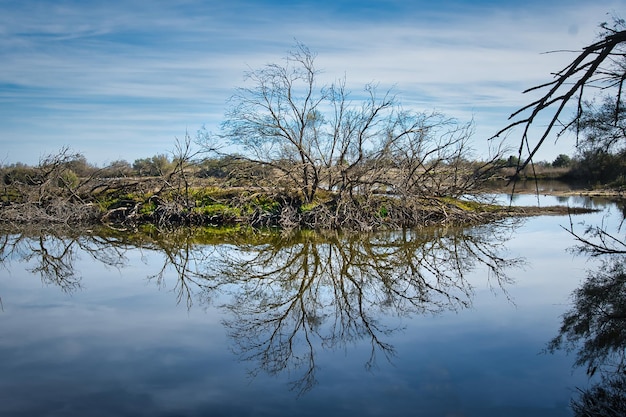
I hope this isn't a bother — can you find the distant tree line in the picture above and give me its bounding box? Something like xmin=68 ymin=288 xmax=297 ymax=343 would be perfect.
xmin=1 ymin=153 xmax=259 ymax=184
xmin=3 ymin=149 xmax=601 ymax=185
xmin=497 ymin=147 xmax=625 ymax=184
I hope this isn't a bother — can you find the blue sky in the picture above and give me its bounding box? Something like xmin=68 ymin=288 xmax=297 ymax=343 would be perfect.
xmin=1 ymin=0 xmax=625 ymax=166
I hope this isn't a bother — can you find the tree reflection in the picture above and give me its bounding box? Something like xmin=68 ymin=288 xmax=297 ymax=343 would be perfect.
xmin=571 ymin=374 xmax=626 ymax=417
xmin=0 ymin=221 xmax=523 ymax=395
xmin=544 ymin=198 xmax=626 ymax=415
xmin=142 ymin=228 xmax=220 ymax=309
xmin=548 ymin=257 xmax=626 ymax=376
xmin=548 ymin=254 xmax=626 ymax=416
xmin=206 ymin=222 xmax=522 ymax=394
xmin=0 ymin=227 xmax=129 ymax=293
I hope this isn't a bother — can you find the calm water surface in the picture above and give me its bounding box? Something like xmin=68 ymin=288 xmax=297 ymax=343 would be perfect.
xmin=0 ymin=194 xmax=623 ymax=416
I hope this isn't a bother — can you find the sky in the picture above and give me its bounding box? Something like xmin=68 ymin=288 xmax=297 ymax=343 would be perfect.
xmin=1 ymin=0 xmax=625 ymax=166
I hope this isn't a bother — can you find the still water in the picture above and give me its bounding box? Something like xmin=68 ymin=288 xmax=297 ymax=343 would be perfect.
xmin=0 ymin=194 xmax=623 ymax=416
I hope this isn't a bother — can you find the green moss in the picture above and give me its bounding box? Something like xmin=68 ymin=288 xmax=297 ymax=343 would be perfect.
xmin=191 ymin=188 xmax=221 ymax=206
xmin=299 ymin=202 xmax=318 ymax=213
xmin=0 ymin=187 xmax=22 ymax=203
xmin=249 ymin=195 xmax=280 ymax=213
xmin=97 ymin=191 xmax=150 ymax=210
xmin=194 ymin=203 xmax=241 ymax=218
xmin=139 ymin=201 xmax=157 ymax=215
xmin=439 ymin=197 xmax=500 ymax=212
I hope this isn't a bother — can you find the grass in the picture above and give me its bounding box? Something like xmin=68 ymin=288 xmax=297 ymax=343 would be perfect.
xmin=193 ymin=203 xmax=241 ymax=218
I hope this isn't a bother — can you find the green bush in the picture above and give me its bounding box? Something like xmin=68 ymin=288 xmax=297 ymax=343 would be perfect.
xmin=3 ymin=164 xmax=39 ymax=185
xmin=58 ymin=170 xmax=79 ymax=188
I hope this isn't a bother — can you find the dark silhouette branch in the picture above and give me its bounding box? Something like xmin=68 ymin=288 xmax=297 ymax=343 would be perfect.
xmin=491 ymin=25 xmax=626 ymax=174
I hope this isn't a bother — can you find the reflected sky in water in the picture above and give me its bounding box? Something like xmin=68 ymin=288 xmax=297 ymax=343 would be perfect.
xmin=1 ymin=195 xmax=622 ymax=416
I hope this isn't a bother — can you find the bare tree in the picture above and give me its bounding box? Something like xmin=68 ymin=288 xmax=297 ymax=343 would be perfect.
xmin=492 ymin=17 xmax=626 ymax=173
xmin=221 ymin=43 xmax=501 ymax=206
xmin=221 ymin=43 xmax=327 ymax=203
xmin=0 ymin=147 xmax=103 ymax=225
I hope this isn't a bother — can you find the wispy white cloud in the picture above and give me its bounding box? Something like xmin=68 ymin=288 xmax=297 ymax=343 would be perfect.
xmin=1 ymin=0 xmax=623 ymax=164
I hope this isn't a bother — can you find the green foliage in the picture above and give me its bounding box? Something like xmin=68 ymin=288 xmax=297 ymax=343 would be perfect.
xmin=249 ymin=195 xmax=280 ymax=213
xmin=439 ymin=197 xmax=500 ymax=213
xmin=98 ymin=192 xmax=147 ymax=210
xmin=570 ymin=149 xmax=626 ymax=184
xmin=133 ymin=154 xmax=172 ymax=176
xmin=58 ymin=169 xmax=79 ymax=188
xmin=2 ymin=163 xmax=39 ymax=185
xmin=197 ymin=156 xmax=235 ymax=178
xmin=190 ymin=188 xmax=220 ymax=207
xmin=299 ymin=202 xmax=318 ymax=213
xmin=100 ymin=160 xmax=133 ymax=178
xmin=506 ymin=155 xmax=520 ymax=167
xmin=64 ymin=155 xmax=95 ymax=177
xmin=552 ymin=154 xmax=571 ymax=168
xmin=139 ymin=201 xmax=157 ymax=215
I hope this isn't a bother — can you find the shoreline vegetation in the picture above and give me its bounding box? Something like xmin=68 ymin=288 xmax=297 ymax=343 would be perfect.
xmin=0 ymin=153 xmax=610 ymax=233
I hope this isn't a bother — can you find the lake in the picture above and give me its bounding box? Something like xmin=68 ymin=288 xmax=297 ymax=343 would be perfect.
xmin=0 ymin=193 xmax=623 ymax=417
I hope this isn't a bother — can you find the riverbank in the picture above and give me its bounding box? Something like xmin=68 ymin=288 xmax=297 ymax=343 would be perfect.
xmin=483 ymin=178 xmax=626 ymax=201
xmin=0 ymin=184 xmax=598 ymax=232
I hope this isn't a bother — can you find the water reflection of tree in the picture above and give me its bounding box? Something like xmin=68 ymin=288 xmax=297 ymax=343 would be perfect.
xmin=547 ymin=256 xmax=626 ymax=417
xmin=207 ymin=222 xmax=522 ymax=395
xmin=548 ymin=258 xmax=626 ymax=375
xmin=548 ymin=201 xmax=626 ymax=416
xmin=0 ymin=227 xmax=128 ymax=293
xmin=0 ymin=222 xmax=523 ymax=396
xmin=143 ymin=229 xmax=219 ymax=309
